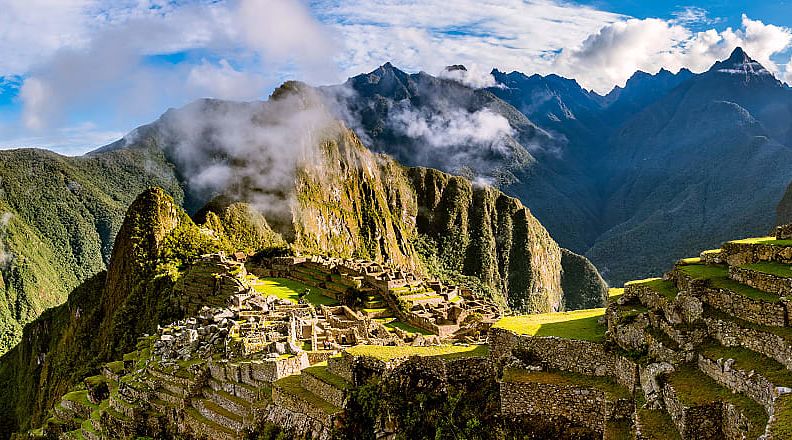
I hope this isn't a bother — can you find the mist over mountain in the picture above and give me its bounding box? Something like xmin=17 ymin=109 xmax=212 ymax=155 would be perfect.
xmin=331 ymin=48 xmax=792 ymax=285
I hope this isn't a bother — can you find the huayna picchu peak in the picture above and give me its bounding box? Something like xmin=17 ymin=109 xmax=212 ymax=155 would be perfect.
xmin=3 ymin=5 xmax=792 ymax=438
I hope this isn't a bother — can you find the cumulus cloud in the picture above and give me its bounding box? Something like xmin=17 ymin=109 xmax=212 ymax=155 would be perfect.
xmin=314 ymin=0 xmax=623 ymax=79
xmin=15 ymin=0 xmax=339 ymax=138
xmin=554 ymin=14 xmax=792 ymax=93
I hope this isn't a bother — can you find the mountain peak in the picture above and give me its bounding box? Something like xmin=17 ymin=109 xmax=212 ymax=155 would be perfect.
xmin=709 ymin=47 xmax=771 ymax=77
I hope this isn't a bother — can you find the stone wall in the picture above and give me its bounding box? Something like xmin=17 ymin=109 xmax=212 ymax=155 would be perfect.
xmin=702 ymin=285 xmax=787 ymax=327
xmin=272 ymin=385 xmax=334 ymax=425
xmin=265 ymin=405 xmax=332 ymax=440
xmin=776 ymin=225 xmax=792 ymax=240
xmin=489 ymin=328 xmax=638 ymax=392
xmin=705 ymin=315 xmax=792 ymax=370
xmin=209 ymin=355 xmax=308 ymax=385
xmin=729 ymin=266 xmax=792 ymax=297
xmin=302 ymin=372 xmax=346 ymax=409
xmin=721 ymin=242 xmax=792 ymax=266
xmin=499 ymin=380 xmax=631 ymax=433
xmin=662 ymin=382 xmax=723 ymax=439
xmin=698 ymin=355 xmax=778 ymax=413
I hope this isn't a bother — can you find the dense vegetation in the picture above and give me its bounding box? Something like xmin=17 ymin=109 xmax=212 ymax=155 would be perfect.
xmin=0 ymin=146 xmax=183 ymax=354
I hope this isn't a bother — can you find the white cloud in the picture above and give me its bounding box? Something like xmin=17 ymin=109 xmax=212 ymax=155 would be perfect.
xmin=13 ymin=0 xmax=339 ymax=138
xmin=186 ymin=59 xmax=268 ymax=101
xmin=0 ymin=0 xmax=94 ymax=76
xmin=313 ymin=0 xmax=624 ymax=79
xmin=554 ymin=14 xmax=792 ymax=93
xmin=438 ymin=64 xmax=502 ymax=89
xmin=3 ymin=0 xmax=792 ymax=154
xmin=671 ymin=6 xmax=721 ymax=26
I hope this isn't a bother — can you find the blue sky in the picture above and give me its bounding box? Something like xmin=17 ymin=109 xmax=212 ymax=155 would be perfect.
xmin=0 ymin=0 xmax=791 ymax=155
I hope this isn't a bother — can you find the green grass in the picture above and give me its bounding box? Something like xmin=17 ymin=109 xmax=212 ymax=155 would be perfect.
xmin=63 ymin=391 xmax=98 ymax=410
xmin=666 ymin=365 xmax=767 ymax=438
xmin=303 ymin=362 xmax=351 ymax=390
xmin=346 ymin=344 xmax=489 ymax=361
xmin=274 ymin=374 xmax=341 ymax=415
xmin=501 ymin=368 xmax=630 ymax=399
xmin=381 ymin=319 xmax=433 ymax=335
xmin=769 ymin=393 xmax=792 ymax=439
xmin=492 ymin=309 xmax=606 ymax=342
xmin=253 ymin=277 xmax=339 ymax=306
xmin=627 ymin=278 xmax=678 ymax=301
xmin=700 ymin=343 xmax=792 ymax=387
xmin=105 ymin=361 xmax=125 ymax=374
xmin=637 ymin=406 xmax=681 ymax=440
xmin=678 ymin=264 xmax=781 ymax=302
xmin=741 ymin=262 xmax=792 ymax=278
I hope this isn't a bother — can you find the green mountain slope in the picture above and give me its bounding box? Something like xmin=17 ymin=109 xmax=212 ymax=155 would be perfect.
xmin=0 ymin=146 xmax=183 ymax=353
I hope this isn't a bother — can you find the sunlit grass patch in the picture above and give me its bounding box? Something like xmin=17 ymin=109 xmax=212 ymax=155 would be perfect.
xmin=492 ymin=308 xmax=606 ymax=342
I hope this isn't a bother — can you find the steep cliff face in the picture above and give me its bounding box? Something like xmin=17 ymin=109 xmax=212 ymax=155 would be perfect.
xmin=292 ymin=128 xmax=419 ymax=269
xmin=408 ymin=167 xmax=565 ymax=311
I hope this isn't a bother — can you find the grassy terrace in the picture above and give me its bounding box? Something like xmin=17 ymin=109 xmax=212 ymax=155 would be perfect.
xmin=667 ymin=365 xmax=767 ymax=438
xmin=376 ymin=318 xmax=433 ymax=336
xmin=346 ymin=344 xmax=489 ymax=361
xmin=252 ymin=277 xmax=339 ymax=306
xmin=63 ymin=390 xmax=98 ymax=410
xmin=303 ymin=362 xmax=351 ymax=390
xmin=741 ymin=262 xmax=792 ymax=278
xmin=730 ymin=236 xmax=792 ymax=246
xmin=274 ymin=375 xmax=340 ymax=415
xmin=626 ymin=278 xmax=678 ymax=301
xmin=492 ymin=309 xmax=606 ymax=343
xmin=502 ymin=368 xmax=630 ymax=399
xmin=608 ymin=287 xmax=625 ymax=302
xmin=678 ymin=264 xmax=781 ymax=302
xmin=700 ymin=343 xmax=792 ymax=387
xmin=637 ymin=406 xmax=681 ymax=440
xmin=770 ymin=393 xmax=792 ymax=439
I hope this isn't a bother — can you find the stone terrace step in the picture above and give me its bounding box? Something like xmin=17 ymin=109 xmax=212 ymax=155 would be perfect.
xmin=721 ymin=238 xmax=792 ymax=266
xmin=194 ymin=398 xmax=246 ymax=433
xmin=202 ymin=387 xmax=252 ymax=415
xmin=272 ymin=374 xmax=342 ymax=423
xmin=207 ymin=377 xmax=266 ymax=404
xmin=729 ymin=262 xmax=792 ymax=297
xmin=301 ymin=364 xmax=351 ymax=409
xmin=183 ymin=406 xmax=238 ymax=440
xmin=499 ymin=368 xmax=633 ymax=435
xmin=674 ymin=264 xmax=788 ymax=327
xmin=362 ymin=308 xmax=394 ymax=319
xmin=698 ymin=342 xmax=792 ymax=413
xmin=662 ymin=365 xmax=767 ymax=440
xmin=703 ymin=307 xmax=792 ymax=370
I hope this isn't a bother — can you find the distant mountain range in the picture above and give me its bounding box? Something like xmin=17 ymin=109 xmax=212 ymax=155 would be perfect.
xmin=336 ymin=47 xmax=792 ymax=284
